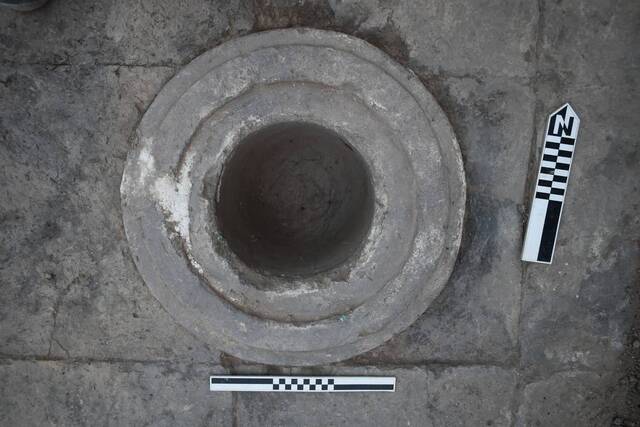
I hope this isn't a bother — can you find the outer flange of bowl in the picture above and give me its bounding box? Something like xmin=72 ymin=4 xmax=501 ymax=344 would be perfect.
xmin=121 ymin=28 xmax=466 ymax=366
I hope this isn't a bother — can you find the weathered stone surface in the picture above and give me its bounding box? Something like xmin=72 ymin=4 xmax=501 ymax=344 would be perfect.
xmin=355 ymin=76 xmax=533 ymax=364
xmin=519 ymin=0 xmax=640 ymax=375
xmin=424 ymin=366 xmax=517 ymax=427
xmin=0 ymin=0 xmax=253 ymax=66
xmin=236 ymin=367 xmax=427 ymax=427
xmin=520 ymin=205 xmax=638 ymax=375
xmin=0 ymin=359 xmax=232 ymax=426
xmin=0 ymin=64 xmax=222 ymax=362
xmin=537 ymin=0 xmax=639 ymax=86
xmin=330 ymin=0 xmax=538 ymax=77
xmin=236 ymin=366 xmax=516 ymax=426
xmin=0 ymin=0 xmax=538 ymax=79
xmin=516 ymin=371 xmax=621 ymax=426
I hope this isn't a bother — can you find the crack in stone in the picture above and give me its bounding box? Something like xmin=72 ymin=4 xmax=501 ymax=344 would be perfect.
xmin=0 ymin=352 xmax=514 ymax=371
xmin=46 ymin=279 xmax=75 ymax=358
xmin=0 ymin=61 xmax=179 ymax=69
xmin=511 ymin=1 xmax=546 ymax=425
xmin=51 ymin=338 xmax=70 ymax=359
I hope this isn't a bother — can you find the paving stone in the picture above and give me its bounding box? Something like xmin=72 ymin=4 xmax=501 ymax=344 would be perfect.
xmin=235 ymin=366 xmax=516 ymax=426
xmin=516 ymin=371 xmax=621 ymax=426
xmin=519 ymin=0 xmax=640 ymax=375
xmin=0 ymin=257 xmax=56 ymax=355
xmin=0 ymin=65 xmax=221 ymax=362
xmin=537 ymin=0 xmax=640 ymax=86
xmin=0 ymin=0 xmax=253 ymax=66
xmin=0 ymin=359 xmax=232 ymax=426
xmin=354 ymin=76 xmax=533 ymax=364
xmin=236 ymin=367 xmax=427 ymax=427
xmin=520 ymin=186 xmax=638 ymax=374
xmin=388 ymin=0 xmax=538 ymax=78
xmin=424 ymin=366 xmax=517 ymax=427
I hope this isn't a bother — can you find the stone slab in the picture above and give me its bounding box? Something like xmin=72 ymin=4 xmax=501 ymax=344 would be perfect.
xmin=0 ymin=64 xmax=222 ymax=362
xmin=235 ymin=366 xmax=516 ymax=426
xmin=383 ymin=0 xmax=538 ymax=78
xmin=537 ymin=0 xmax=640 ymax=86
xmin=0 ymin=0 xmax=253 ymax=66
xmin=424 ymin=366 xmax=517 ymax=427
xmin=519 ymin=0 xmax=640 ymax=375
xmin=0 ymin=359 xmax=232 ymax=426
xmin=516 ymin=371 xmax=621 ymax=426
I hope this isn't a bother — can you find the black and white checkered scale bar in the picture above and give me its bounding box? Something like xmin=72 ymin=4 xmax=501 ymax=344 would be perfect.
xmin=522 ymin=103 xmax=580 ymax=263
xmin=210 ymin=376 xmax=396 ymax=392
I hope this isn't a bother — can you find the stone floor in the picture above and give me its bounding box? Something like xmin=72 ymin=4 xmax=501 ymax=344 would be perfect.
xmin=0 ymin=0 xmax=638 ymax=426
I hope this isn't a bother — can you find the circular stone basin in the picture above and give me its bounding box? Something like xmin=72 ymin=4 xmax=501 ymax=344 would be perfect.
xmin=121 ymin=29 xmax=466 ymax=366
xmin=214 ymin=122 xmax=374 ymax=278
